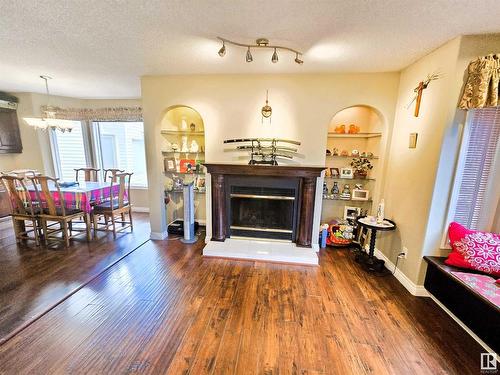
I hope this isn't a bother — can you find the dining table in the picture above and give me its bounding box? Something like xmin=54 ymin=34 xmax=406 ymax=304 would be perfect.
xmin=26 ymin=181 xmax=127 ymax=223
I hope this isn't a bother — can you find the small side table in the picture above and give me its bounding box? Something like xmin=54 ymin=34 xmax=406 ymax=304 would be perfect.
xmin=355 ymin=216 xmax=396 ymax=272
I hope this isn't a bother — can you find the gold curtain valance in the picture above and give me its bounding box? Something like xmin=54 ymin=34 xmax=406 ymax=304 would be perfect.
xmin=41 ymin=106 xmax=143 ymax=122
xmin=459 ymin=54 xmax=499 ymax=110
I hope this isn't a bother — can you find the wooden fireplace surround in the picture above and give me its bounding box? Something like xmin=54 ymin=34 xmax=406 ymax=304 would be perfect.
xmin=204 ymin=164 xmax=324 ymax=247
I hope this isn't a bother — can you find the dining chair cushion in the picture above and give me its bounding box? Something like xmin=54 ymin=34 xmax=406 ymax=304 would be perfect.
xmin=41 ymin=207 xmax=83 ymax=217
xmin=93 ymin=199 xmax=130 ymax=212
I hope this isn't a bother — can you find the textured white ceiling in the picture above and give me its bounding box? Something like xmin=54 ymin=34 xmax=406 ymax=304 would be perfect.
xmin=1 ymin=0 xmax=499 ymax=98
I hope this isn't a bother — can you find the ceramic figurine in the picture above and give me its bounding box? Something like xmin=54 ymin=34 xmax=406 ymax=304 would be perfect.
xmin=332 ymin=148 xmax=339 ymax=156
xmin=189 ymin=140 xmax=199 ymax=153
xmin=367 ymin=151 xmax=374 ymax=158
xmin=331 ymin=181 xmax=340 ymax=198
xmin=180 ymin=117 xmax=188 ymax=131
xmin=326 ymin=149 xmax=331 ymax=156
xmin=351 ymin=149 xmax=359 ymax=157
xmin=323 ymin=181 xmax=329 ymax=195
xmin=334 ymin=124 xmax=346 ymax=134
xmin=171 ymin=143 xmax=179 ymax=152
xmin=181 ymin=136 xmax=189 ymax=152
xmin=340 ymin=150 xmax=349 ymax=157
xmin=348 ymin=124 xmax=360 ymax=134
xmin=360 ymin=151 xmax=367 ymax=157
xmin=340 ymin=184 xmax=351 ymax=200
xmin=354 ymin=183 xmax=363 ymax=190
xmin=190 ymin=123 xmax=196 ymax=132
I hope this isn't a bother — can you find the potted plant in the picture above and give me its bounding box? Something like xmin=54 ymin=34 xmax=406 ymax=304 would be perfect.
xmin=350 ymin=158 xmax=373 ymax=179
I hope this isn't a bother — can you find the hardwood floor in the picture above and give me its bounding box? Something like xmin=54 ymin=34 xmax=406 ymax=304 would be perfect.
xmin=0 ymin=236 xmax=483 ymax=374
xmin=0 ymin=213 xmax=150 ymax=340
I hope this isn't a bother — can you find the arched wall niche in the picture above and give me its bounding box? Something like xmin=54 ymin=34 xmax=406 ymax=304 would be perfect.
xmin=321 ymin=104 xmax=390 ymax=222
xmin=159 ymin=104 xmax=207 ymax=228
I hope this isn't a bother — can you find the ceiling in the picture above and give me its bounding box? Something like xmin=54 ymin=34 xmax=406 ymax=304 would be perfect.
xmin=1 ymin=0 xmax=499 ymax=98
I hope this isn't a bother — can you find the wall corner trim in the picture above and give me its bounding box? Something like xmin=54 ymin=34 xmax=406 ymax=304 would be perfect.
xmin=374 ymin=249 xmax=429 ymax=297
xmin=150 ymin=230 xmax=168 ymax=240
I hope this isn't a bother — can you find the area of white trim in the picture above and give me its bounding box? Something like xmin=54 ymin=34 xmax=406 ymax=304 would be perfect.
xmin=427 ymin=293 xmax=496 ymax=354
xmin=203 ymin=238 xmax=318 ymax=265
xmin=150 ymin=230 xmax=168 ymax=240
xmin=132 ymin=206 xmax=150 ymax=213
xmin=374 ymin=248 xmax=429 ymax=297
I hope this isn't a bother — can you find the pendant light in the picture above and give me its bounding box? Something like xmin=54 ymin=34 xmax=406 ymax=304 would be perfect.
xmin=24 ymin=76 xmax=74 ymax=132
xmin=271 ymin=48 xmax=279 ymax=63
xmin=246 ymin=47 xmax=253 ymax=62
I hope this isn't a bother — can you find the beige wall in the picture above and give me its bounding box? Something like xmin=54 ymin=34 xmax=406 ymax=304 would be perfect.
xmin=379 ymin=34 xmax=500 ymax=285
xmin=141 ymin=73 xmax=401 ymax=237
xmin=0 ymin=93 xmax=150 ymax=208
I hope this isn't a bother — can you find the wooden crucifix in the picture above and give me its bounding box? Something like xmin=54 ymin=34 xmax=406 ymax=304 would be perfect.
xmin=408 ymin=72 xmax=441 ymax=117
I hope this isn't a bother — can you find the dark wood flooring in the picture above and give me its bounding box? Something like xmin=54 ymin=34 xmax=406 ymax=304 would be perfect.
xmin=0 ymin=234 xmax=483 ymax=374
xmin=0 ymin=213 xmax=150 ymax=340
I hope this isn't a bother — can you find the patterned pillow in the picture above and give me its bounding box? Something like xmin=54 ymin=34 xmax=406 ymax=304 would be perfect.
xmin=445 ymin=222 xmax=500 ymax=277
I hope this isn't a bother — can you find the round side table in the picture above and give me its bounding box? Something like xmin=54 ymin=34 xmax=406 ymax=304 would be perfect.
xmin=355 ymin=216 xmax=396 ymax=272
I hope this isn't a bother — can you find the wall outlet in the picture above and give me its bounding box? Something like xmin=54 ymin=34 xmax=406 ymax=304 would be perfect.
xmin=399 ymin=247 xmax=408 ymax=259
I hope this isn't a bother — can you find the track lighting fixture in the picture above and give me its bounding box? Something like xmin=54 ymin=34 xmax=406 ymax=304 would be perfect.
xmin=216 ymin=37 xmax=303 ymax=64
xmin=246 ymin=47 xmax=253 ymax=62
xmin=218 ymin=41 xmax=226 ymax=57
xmin=271 ymin=48 xmax=278 ymax=63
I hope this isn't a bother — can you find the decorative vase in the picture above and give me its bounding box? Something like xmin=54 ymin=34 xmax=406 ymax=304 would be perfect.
xmin=354 ymin=170 xmax=367 ymax=179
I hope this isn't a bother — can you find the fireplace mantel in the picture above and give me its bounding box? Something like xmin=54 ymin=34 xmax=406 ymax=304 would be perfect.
xmin=204 ymin=163 xmax=324 ymax=248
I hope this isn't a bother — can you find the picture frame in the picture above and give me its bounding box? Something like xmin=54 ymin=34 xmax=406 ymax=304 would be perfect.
xmin=330 ymin=167 xmax=340 ymax=178
xmin=179 ymin=159 xmax=196 ymax=173
xmin=352 ymin=189 xmax=369 ymax=201
xmin=344 ymin=206 xmax=361 ymax=220
xmin=340 ymin=167 xmax=353 ymax=179
xmin=164 ymin=157 xmax=177 ymax=172
xmin=196 ymin=176 xmax=206 ymax=191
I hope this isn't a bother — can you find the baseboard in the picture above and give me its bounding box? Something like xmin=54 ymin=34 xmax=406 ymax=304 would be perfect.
xmin=132 ymin=206 xmax=150 ymax=213
xmin=150 ymin=230 xmax=168 ymax=240
xmin=427 ymin=293 xmax=496 ymax=354
xmin=374 ymin=248 xmax=429 ymax=297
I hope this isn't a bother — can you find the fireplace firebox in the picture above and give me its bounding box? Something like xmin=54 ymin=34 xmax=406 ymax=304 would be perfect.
xmin=226 ymin=177 xmax=299 ymax=241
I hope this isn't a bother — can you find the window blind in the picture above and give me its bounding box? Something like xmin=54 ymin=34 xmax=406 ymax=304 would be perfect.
xmin=453 ymin=107 xmax=500 ymax=229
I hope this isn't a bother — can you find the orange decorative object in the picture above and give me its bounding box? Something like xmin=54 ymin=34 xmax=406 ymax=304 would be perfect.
xmin=348 ymin=124 xmax=360 ymax=134
xmin=334 ymin=124 xmax=346 ymax=134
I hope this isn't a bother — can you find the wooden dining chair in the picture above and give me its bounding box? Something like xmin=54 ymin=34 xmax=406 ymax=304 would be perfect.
xmin=30 ymin=176 xmax=91 ymax=247
xmin=104 ymin=168 xmax=125 ymax=182
xmin=75 ymin=168 xmax=100 ymax=182
xmin=92 ymin=172 xmax=133 ymax=238
xmin=0 ymin=174 xmax=41 ymax=246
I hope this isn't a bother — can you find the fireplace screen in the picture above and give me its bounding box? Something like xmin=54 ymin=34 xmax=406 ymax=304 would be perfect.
xmin=228 ymin=184 xmax=298 ymax=241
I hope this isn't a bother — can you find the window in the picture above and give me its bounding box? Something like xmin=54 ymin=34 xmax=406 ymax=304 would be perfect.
xmin=94 ymin=122 xmax=148 ymax=187
xmin=50 ymin=121 xmax=148 ymax=188
xmin=50 ymin=121 xmax=89 ymax=181
xmin=447 ymin=106 xmax=500 ymax=232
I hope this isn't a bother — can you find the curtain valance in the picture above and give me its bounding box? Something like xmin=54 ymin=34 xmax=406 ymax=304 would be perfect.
xmin=459 ymin=54 xmax=499 ymax=110
xmin=41 ymin=106 xmax=143 ymax=122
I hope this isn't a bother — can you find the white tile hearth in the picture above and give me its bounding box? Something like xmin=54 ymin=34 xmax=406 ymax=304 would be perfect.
xmin=203 ymin=238 xmax=318 ymax=265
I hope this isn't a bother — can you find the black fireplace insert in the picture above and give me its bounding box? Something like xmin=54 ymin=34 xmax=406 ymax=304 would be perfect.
xmin=225 ymin=176 xmax=300 ymax=241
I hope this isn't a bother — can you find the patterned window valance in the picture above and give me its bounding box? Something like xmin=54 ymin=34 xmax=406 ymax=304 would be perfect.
xmin=41 ymin=106 xmax=143 ymax=122
xmin=459 ymin=54 xmax=499 ymax=110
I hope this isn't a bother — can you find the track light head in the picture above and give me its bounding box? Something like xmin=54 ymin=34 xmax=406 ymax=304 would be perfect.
xmin=294 ymin=53 xmax=303 ymax=65
xmin=271 ymin=48 xmax=278 ymax=63
xmin=246 ymin=47 xmax=253 ymax=62
xmin=218 ymin=42 xmax=226 ymax=57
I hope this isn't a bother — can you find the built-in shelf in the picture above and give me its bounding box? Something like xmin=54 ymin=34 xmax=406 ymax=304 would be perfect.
xmin=326 ymin=154 xmax=379 ymax=159
xmin=162 ymin=151 xmax=205 ymax=155
xmin=325 ymin=177 xmax=376 ymax=181
xmin=161 ymin=130 xmax=205 ymax=136
xmin=168 ymin=189 xmax=206 ymax=194
xmin=164 ymin=171 xmax=205 ymax=176
xmin=327 ymin=132 xmax=382 ymax=139
xmin=322 ymin=197 xmax=373 ymax=202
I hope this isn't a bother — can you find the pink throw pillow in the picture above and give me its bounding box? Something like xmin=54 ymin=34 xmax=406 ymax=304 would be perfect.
xmin=445 ymin=222 xmax=500 ymax=277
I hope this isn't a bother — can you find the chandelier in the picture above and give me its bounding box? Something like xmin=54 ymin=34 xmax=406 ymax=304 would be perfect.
xmin=24 ymin=76 xmax=74 ymax=132
xmin=217 ymin=37 xmax=303 ymax=64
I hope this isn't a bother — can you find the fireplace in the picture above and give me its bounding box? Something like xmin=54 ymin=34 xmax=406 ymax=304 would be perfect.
xmin=226 ymin=176 xmax=299 ymax=241
xmin=204 ymin=164 xmax=323 ymax=249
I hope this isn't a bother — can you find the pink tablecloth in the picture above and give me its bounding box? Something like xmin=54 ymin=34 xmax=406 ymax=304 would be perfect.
xmin=28 ymin=182 xmax=126 ymax=214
